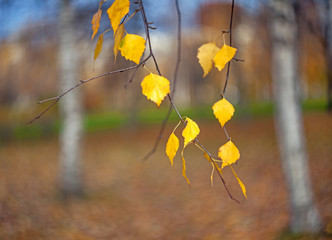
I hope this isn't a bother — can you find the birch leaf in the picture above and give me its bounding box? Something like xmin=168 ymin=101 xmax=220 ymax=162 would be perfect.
xmin=212 ymin=98 xmax=235 ymax=127
xmin=113 ymin=23 xmax=125 ymax=62
xmin=228 ymin=163 xmax=247 ymax=198
xmin=218 ymin=140 xmax=240 ymax=169
xmin=94 ymin=33 xmax=104 ymax=62
xmin=141 ymin=73 xmax=170 ymax=107
xmin=197 ymin=42 xmax=220 ymax=77
xmin=204 ymin=153 xmax=222 ymax=186
xmin=182 ymin=118 xmax=200 ymax=147
xmin=166 ymin=133 xmax=179 ymax=166
xmin=107 ymin=0 xmax=130 ymax=34
xmin=182 ymin=152 xmax=190 ymax=186
xmin=119 ymin=34 xmax=146 ymax=64
xmin=204 ymin=153 xmax=222 ymax=175
xmin=91 ymin=1 xmax=104 ymax=40
xmin=213 ymin=44 xmax=237 ymax=71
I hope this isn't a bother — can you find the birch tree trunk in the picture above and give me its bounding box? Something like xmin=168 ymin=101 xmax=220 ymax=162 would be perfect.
xmin=58 ymin=0 xmax=83 ymax=196
xmin=270 ymin=0 xmax=321 ymax=233
xmin=323 ymin=0 xmax=332 ymax=111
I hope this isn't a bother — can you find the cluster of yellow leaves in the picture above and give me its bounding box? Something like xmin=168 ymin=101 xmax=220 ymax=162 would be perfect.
xmin=193 ymin=39 xmax=246 ymax=198
xmin=166 ymin=118 xmax=200 ymax=185
xmin=91 ymin=0 xmax=146 ymax=64
xmin=197 ymin=42 xmax=237 ymax=77
xmin=90 ymin=1 xmax=246 ymax=200
xmin=92 ymin=2 xmax=170 ymax=107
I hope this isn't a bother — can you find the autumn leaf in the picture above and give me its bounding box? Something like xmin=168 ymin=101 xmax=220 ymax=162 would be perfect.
xmin=91 ymin=1 xmax=104 ymax=40
xmin=197 ymin=42 xmax=220 ymax=77
xmin=141 ymin=73 xmax=170 ymax=107
xmin=218 ymin=140 xmax=240 ymax=169
xmin=179 ymin=118 xmax=200 ymax=186
xmin=107 ymin=0 xmax=130 ymax=34
xmin=113 ymin=23 xmax=125 ymax=62
xmin=204 ymin=153 xmax=222 ymax=186
xmin=228 ymin=163 xmax=247 ymax=198
xmin=119 ymin=34 xmax=146 ymax=64
xmin=182 ymin=118 xmax=200 ymax=147
xmin=213 ymin=44 xmax=237 ymax=71
xmin=166 ymin=133 xmax=179 ymax=166
xmin=182 ymin=153 xmax=190 ymax=186
xmin=94 ymin=33 xmax=104 ymax=62
xmin=212 ymin=98 xmax=235 ymax=127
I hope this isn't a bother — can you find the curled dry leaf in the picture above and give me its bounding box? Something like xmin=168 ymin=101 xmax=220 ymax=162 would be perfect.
xmin=94 ymin=33 xmax=104 ymax=62
xmin=228 ymin=163 xmax=247 ymax=198
xmin=91 ymin=1 xmax=104 ymax=40
xmin=197 ymin=42 xmax=220 ymax=77
xmin=113 ymin=23 xmax=125 ymax=62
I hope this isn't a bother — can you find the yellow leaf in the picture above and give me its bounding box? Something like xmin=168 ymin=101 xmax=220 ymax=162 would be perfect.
xmin=182 ymin=118 xmax=200 ymax=147
xmin=113 ymin=23 xmax=125 ymax=62
xmin=218 ymin=140 xmax=240 ymax=169
xmin=107 ymin=0 xmax=130 ymax=34
xmin=181 ymin=151 xmax=190 ymax=186
xmin=204 ymin=153 xmax=222 ymax=187
xmin=91 ymin=1 xmax=104 ymax=40
xmin=141 ymin=73 xmax=170 ymax=107
xmin=166 ymin=133 xmax=179 ymax=166
xmin=204 ymin=153 xmax=222 ymax=175
xmin=94 ymin=33 xmax=104 ymax=62
xmin=228 ymin=163 xmax=247 ymax=198
xmin=213 ymin=44 xmax=237 ymax=71
xmin=119 ymin=34 xmax=146 ymax=64
xmin=212 ymin=98 xmax=235 ymax=127
xmin=197 ymin=42 xmax=220 ymax=77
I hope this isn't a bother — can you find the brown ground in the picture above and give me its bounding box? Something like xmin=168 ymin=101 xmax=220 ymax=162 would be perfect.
xmin=0 ymin=113 xmax=331 ymax=240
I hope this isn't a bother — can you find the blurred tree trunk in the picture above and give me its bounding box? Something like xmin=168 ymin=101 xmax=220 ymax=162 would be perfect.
xmin=271 ymin=0 xmax=321 ymax=233
xmin=58 ymin=0 xmax=83 ymax=196
xmin=322 ymin=0 xmax=332 ymax=111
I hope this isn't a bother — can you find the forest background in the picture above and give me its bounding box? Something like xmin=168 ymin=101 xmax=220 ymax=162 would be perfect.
xmin=0 ymin=0 xmax=331 ymax=239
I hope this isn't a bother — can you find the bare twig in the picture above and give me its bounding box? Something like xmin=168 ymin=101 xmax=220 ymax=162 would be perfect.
xmin=142 ymin=0 xmax=182 ymax=161
xmin=233 ymin=57 xmax=244 ymax=62
xmin=222 ymin=0 xmax=235 ymax=96
xmin=220 ymin=0 xmax=236 ymax=142
xmin=194 ymin=139 xmax=240 ymax=204
xmin=28 ymin=56 xmax=151 ymax=124
xmin=140 ymin=0 xmax=161 ymax=76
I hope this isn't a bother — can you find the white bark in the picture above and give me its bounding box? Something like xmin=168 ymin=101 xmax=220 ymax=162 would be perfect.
xmin=321 ymin=0 xmax=332 ymax=110
xmin=271 ymin=0 xmax=321 ymax=233
xmin=58 ymin=0 xmax=83 ymax=196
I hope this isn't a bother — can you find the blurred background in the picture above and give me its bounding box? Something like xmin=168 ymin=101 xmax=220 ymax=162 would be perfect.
xmin=0 ymin=0 xmax=331 ymax=239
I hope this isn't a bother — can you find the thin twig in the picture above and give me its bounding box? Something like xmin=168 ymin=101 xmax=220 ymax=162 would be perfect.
xmin=142 ymin=0 xmax=182 ymax=161
xmin=233 ymin=57 xmax=244 ymax=62
xmin=140 ymin=0 xmax=161 ymax=76
xmin=222 ymin=0 xmax=235 ymax=96
xmin=194 ymin=139 xmax=240 ymax=204
xmin=221 ymin=0 xmax=236 ymax=142
xmin=172 ymin=0 xmax=181 ymax=97
xmin=124 ymin=66 xmax=139 ymax=88
xmin=141 ymin=105 xmax=172 ymax=161
xmin=28 ymin=57 xmax=150 ymax=124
